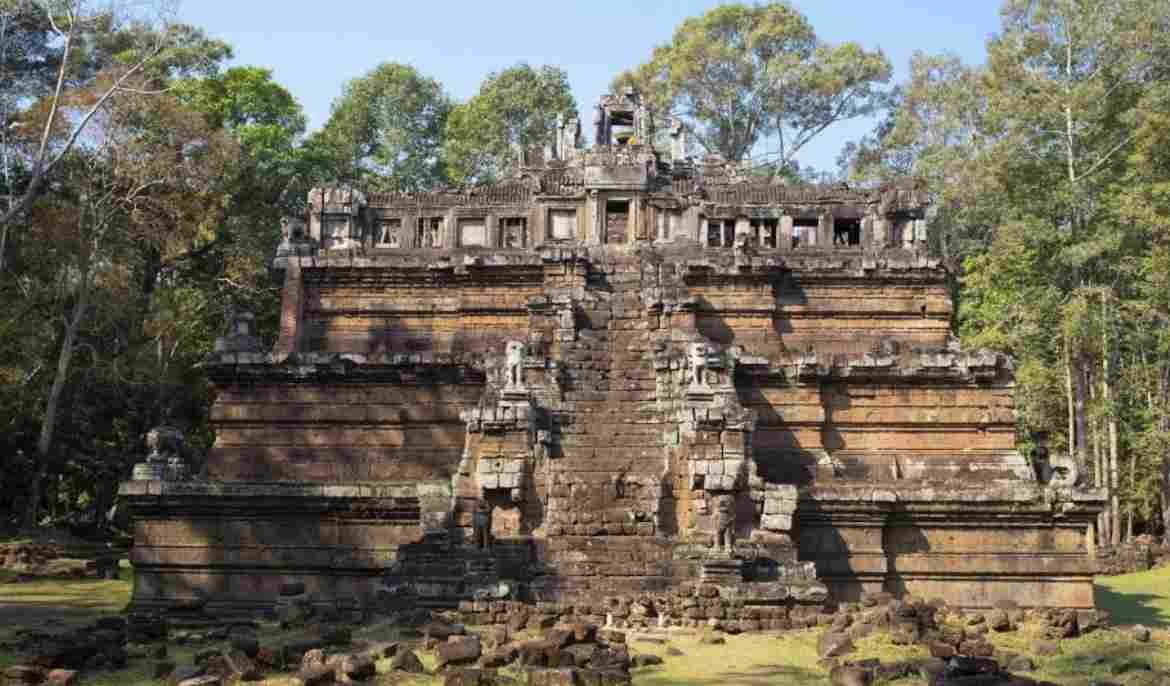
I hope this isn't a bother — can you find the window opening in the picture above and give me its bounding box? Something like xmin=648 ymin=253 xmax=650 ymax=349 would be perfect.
xmin=606 ymin=200 xmax=629 ymax=244
xmin=377 ymin=218 xmax=402 ymax=247
xmin=501 ymin=217 xmax=527 ymax=248
xmin=416 ymin=217 xmax=443 ymax=248
xmin=792 ymin=217 xmax=818 ymax=249
xmin=834 ymin=218 xmax=861 ymax=246
xmin=751 ymin=218 xmax=778 ymax=248
xmin=705 ymin=219 xmax=736 ymax=248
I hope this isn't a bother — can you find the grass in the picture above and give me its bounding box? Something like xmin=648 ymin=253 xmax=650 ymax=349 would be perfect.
xmin=2 ymin=567 xmax=1170 ymax=685
xmin=1096 ymin=565 xmax=1170 ymax=628
xmin=0 ymin=565 xmax=132 ymax=632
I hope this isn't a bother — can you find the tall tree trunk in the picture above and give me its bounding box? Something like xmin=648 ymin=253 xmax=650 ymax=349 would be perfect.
xmin=1073 ymin=350 xmax=1089 ymax=482
xmin=1103 ymin=293 xmax=1121 ymax=546
xmin=25 ymin=266 xmax=90 ymax=528
xmin=1065 ymin=335 xmax=1077 ymax=463
xmin=1160 ymin=354 xmax=1170 ymax=540
xmin=1090 ymin=366 xmax=1108 ymax=545
xmin=1127 ymin=449 xmax=1137 ymax=541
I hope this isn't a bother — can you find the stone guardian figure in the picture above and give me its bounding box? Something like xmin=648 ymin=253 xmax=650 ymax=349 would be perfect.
xmin=505 ymin=341 xmax=526 ymax=389
xmin=688 ymin=342 xmax=710 ymax=389
xmin=713 ymin=494 xmax=736 ymax=554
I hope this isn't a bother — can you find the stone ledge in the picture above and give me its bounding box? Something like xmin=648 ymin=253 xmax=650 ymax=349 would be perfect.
xmin=119 ymin=480 xmax=450 ymax=499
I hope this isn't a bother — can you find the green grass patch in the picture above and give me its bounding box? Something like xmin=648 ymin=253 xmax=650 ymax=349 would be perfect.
xmin=1096 ymin=566 xmax=1170 ymax=628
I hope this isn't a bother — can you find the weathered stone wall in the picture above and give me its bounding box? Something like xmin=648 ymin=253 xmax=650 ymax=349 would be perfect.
xmin=689 ymin=280 xmax=952 ymax=356
xmin=207 ymin=383 xmax=480 ymax=482
xmin=301 ymin=280 xmax=541 ymax=355
xmin=123 ymin=150 xmax=1103 ymax=618
xmin=122 ymin=481 xmax=441 ymax=614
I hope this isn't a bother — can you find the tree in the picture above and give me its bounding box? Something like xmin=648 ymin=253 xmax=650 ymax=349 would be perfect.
xmin=18 ymin=74 xmax=239 ymax=528
xmin=310 ymin=62 xmax=450 ymax=192
xmin=0 ymin=0 xmax=229 ymax=273
xmin=848 ymin=0 xmax=1170 ymax=541
xmin=612 ymin=1 xmax=891 ymax=172
xmin=443 ymin=64 xmax=576 ymax=185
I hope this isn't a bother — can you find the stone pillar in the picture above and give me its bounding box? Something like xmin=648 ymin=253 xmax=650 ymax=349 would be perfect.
xmin=591 ymin=192 xmax=605 ymax=245
xmin=873 ymin=217 xmax=890 ymax=248
xmin=684 ymin=206 xmax=703 ymax=242
xmin=273 ymin=263 xmax=304 ymax=360
xmin=861 ymin=216 xmax=874 ymax=249
xmin=486 ymin=214 xmax=499 ymax=248
xmin=593 ymin=104 xmax=608 ymax=146
xmin=818 ymin=214 xmax=834 ymax=248
xmin=779 ymin=216 xmax=794 ymax=253
xmin=735 ymin=216 xmax=751 ymax=245
xmin=445 ymin=209 xmax=458 ymax=249
xmin=669 ymin=119 xmax=687 ymax=162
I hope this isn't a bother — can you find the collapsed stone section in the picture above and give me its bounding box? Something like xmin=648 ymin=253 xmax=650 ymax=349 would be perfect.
xmin=120 ymin=91 xmax=1104 ymax=621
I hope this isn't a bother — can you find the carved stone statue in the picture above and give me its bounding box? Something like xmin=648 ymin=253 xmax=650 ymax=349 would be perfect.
xmin=688 ymin=342 xmax=710 ymax=389
xmin=713 ymin=494 xmax=736 ymax=553
xmin=132 ymin=425 xmax=187 ymax=481
xmin=1037 ymin=449 xmax=1081 ymax=488
xmin=281 ymin=216 xmax=307 ymax=242
xmin=505 ymin=341 xmax=526 ymax=388
xmin=472 ymin=500 xmax=492 ymax=550
xmin=147 ymin=425 xmax=184 ymax=461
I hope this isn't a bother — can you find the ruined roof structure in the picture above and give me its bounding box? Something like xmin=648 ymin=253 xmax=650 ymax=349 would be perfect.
xmin=122 ymin=90 xmax=1104 ymax=624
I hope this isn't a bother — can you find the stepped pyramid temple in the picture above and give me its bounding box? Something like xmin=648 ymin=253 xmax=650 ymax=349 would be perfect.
xmin=121 ymin=90 xmax=1104 ymax=623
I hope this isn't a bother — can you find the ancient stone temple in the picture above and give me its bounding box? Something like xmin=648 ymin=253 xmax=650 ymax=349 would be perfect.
xmin=121 ymin=90 xmax=1104 ymax=622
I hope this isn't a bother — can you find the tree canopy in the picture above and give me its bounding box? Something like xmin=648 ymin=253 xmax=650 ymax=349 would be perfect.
xmin=612 ymin=1 xmax=892 ymax=172
xmin=309 ymin=62 xmax=451 ymax=192
xmin=847 ymin=0 xmax=1170 ymax=542
xmin=443 ymin=64 xmax=576 ymax=185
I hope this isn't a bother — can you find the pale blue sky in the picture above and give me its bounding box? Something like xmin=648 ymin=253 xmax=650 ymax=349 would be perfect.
xmin=179 ymin=1 xmax=1001 ymax=173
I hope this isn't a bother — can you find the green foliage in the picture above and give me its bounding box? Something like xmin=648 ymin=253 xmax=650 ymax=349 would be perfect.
xmin=310 ymin=62 xmax=451 ymax=192
xmin=613 ymin=1 xmax=891 ymax=170
xmin=0 ymin=6 xmax=301 ymax=526
xmin=443 ymin=64 xmax=576 ymax=185
xmin=847 ymin=0 xmax=1170 ymax=537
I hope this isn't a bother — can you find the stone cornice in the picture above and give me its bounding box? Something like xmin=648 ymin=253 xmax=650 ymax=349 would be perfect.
xmin=201 ymin=351 xmax=486 ymax=384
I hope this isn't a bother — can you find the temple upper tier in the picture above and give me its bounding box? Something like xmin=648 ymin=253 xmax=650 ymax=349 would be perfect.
xmin=277 ymin=90 xmax=930 ymax=261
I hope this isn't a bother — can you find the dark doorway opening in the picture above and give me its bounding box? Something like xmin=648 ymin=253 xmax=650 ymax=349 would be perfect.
xmin=606 ymin=200 xmax=629 ymax=244
xmin=834 ymin=218 xmax=861 ymax=246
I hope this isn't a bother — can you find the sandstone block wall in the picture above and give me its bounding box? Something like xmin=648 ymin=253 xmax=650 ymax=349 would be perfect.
xmin=124 ymin=152 xmax=1102 ymax=616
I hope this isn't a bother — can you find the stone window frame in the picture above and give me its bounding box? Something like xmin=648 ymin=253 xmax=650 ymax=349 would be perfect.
xmin=749 ymin=217 xmax=779 ymax=249
xmin=498 ymin=215 xmax=528 ymax=249
xmin=545 ymin=206 xmax=578 ymax=243
xmin=455 ymin=215 xmax=489 ymax=248
xmin=373 ymin=216 xmax=404 ymax=248
xmin=415 ymin=214 xmax=446 ymax=249
xmin=703 ymin=216 xmax=736 ymax=248
xmin=655 ymin=206 xmax=684 ymax=242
